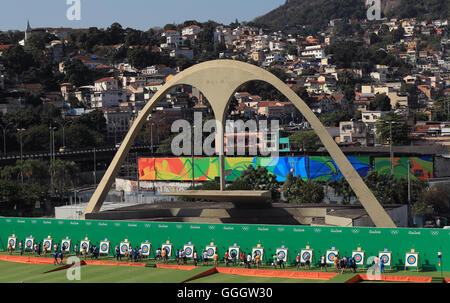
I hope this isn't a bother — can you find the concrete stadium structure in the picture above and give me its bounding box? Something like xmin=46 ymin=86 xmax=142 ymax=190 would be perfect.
xmin=82 ymin=60 xmax=396 ymax=228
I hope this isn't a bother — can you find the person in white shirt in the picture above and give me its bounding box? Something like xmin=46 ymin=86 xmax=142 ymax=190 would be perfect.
xmin=246 ymin=253 xmax=252 ymax=269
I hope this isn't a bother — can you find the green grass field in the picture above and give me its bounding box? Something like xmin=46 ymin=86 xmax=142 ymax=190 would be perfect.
xmin=0 ymin=252 xmax=448 ymax=283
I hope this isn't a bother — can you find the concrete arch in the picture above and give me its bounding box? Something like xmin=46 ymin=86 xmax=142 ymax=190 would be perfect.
xmin=82 ymin=60 xmax=396 ymax=228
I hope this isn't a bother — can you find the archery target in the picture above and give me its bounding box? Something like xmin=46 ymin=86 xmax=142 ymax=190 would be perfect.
xmin=252 ymin=248 xmax=264 ymax=261
xmin=120 ymin=242 xmax=130 ymax=255
xmin=141 ymin=243 xmax=151 ymax=256
xmin=378 ymin=252 xmax=392 ymax=266
xmin=61 ymin=240 xmax=71 ymax=252
xmin=7 ymin=237 xmax=16 ymax=250
xmin=228 ymin=247 xmax=240 ymax=259
xmin=276 ymin=248 xmax=288 ymax=262
xmin=184 ymin=245 xmax=195 ymax=258
xmin=300 ymin=249 xmax=313 ymax=263
xmin=352 ymin=251 xmax=365 ymax=265
xmin=326 ymin=250 xmax=339 ymax=264
xmin=25 ymin=238 xmax=34 ymax=250
xmin=205 ymin=246 xmax=216 ymax=258
xmin=162 ymin=244 xmax=172 ymax=257
xmin=100 ymin=241 xmax=110 ymax=254
xmin=43 ymin=239 xmax=52 ymax=252
xmin=80 ymin=240 xmax=90 ymax=252
xmin=405 ymin=253 xmax=419 ymax=267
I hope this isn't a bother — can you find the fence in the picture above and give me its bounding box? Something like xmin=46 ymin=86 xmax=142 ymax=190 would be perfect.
xmin=1 ymin=217 xmax=448 ymax=271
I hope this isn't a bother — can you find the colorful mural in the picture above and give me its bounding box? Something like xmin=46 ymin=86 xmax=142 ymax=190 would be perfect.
xmin=139 ymin=156 xmax=372 ymax=182
xmin=309 ymin=156 xmax=370 ymax=181
xmin=374 ymin=157 xmax=434 ymax=181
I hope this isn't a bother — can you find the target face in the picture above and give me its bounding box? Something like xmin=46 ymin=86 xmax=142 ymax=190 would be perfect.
xmin=162 ymin=244 xmax=172 ymax=257
xmin=352 ymin=251 xmax=365 ymax=265
xmin=25 ymin=238 xmax=34 ymax=250
xmin=61 ymin=240 xmax=71 ymax=252
xmin=405 ymin=253 xmax=419 ymax=267
xmin=7 ymin=237 xmax=16 ymax=249
xmin=378 ymin=252 xmax=392 ymax=266
xmin=326 ymin=250 xmax=339 ymax=264
xmin=276 ymin=248 xmax=288 ymax=262
xmin=100 ymin=242 xmax=109 ymax=254
xmin=43 ymin=240 xmax=52 ymax=251
xmin=80 ymin=241 xmax=90 ymax=252
xmin=184 ymin=245 xmax=194 ymax=258
xmin=252 ymin=248 xmax=264 ymax=261
xmin=120 ymin=242 xmax=130 ymax=255
xmin=205 ymin=246 xmax=216 ymax=257
xmin=141 ymin=243 xmax=151 ymax=256
xmin=228 ymin=247 xmax=240 ymax=259
xmin=301 ymin=249 xmax=313 ymax=263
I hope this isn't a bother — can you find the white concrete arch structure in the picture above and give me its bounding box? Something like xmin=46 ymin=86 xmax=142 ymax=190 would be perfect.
xmin=82 ymin=60 xmax=396 ymax=228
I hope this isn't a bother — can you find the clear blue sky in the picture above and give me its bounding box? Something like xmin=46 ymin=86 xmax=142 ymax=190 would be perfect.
xmin=0 ymin=0 xmax=285 ymax=31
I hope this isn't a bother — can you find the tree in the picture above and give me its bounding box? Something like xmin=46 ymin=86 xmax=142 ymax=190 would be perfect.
xmin=227 ymin=166 xmax=279 ymax=200
xmin=320 ymin=110 xmax=351 ymax=127
xmin=289 ymin=131 xmax=321 ymax=152
xmin=375 ymin=112 xmax=410 ymax=145
xmin=22 ymin=159 xmax=49 ymax=184
xmin=371 ymin=94 xmax=391 ymax=111
xmin=51 ymin=159 xmax=79 ymax=198
xmin=282 ymin=173 xmax=324 ymax=204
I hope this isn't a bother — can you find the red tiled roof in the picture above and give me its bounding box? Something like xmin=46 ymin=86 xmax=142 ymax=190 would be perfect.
xmin=95 ymin=77 xmax=116 ymax=83
xmin=0 ymin=44 xmax=13 ymax=51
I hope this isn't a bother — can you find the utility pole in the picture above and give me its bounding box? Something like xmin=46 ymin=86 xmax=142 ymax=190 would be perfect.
xmin=407 ymin=160 xmax=411 ymax=227
xmin=93 ymin=147 xmax=96 ymax=186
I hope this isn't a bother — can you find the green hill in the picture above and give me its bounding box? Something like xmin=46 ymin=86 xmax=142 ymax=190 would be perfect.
xmin=252 ymin=0 xmax=448 ymax=30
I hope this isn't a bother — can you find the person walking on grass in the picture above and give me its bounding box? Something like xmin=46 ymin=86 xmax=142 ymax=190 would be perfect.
xmin=224 ymin=251 xmax=229 ymax=267
xmin=214 ymin=251 xmax=219 ymax=267
xmin=255 ymin=253 xmax=261 ymax=269
xmin=53 ymin=249 xmax=58 ymax=265
xmin=247 ymin=253 xmax=252 ymax=269
xmin=203 ymin=250 xmax=208 ymax=266
xmin=176 ymin=249 xmax=180 ymax=265
xmin=19 ymin=241 xmax=23 ymax=256
xmin=334 ymin=256 xmax=339 ymax=272
xmin=277 ymin=252 xmax=285 ymax=269
xmin=320 ymin=254 xmax=327 ymax=272
xmin=193 ymin=250 xmax=198 ymax=266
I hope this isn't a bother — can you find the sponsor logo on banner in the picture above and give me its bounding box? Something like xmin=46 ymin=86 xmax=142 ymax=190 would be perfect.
xmin=176 ymin=225 xmax=182 ymax=229
xmin=369 ymin=230 xmax=381 ymax=234
xmin=352 ymin=229 xmax=359 ymax=234
xmin=331 ymin=229 xmax=342 ymax=233
xmin=43 ymin=221 xmax=52 ymax=224
xmin=98 ymin=223 xmax=107 ymax=226
xmin=258 ymin=227 xmax=268 ymax=231
xmin=277 ymin=227 xmax=285 ymax=232
xmin=408 ymin=231 xmax=420 ymax=235
xmin=293 ymin=228 xmax=305 ymax=232
xmin=314 ymin=228 xmax=321 ymax=233
xmin=431 ymin=231 xmax=439 ymax=236
xmin=390 ymin=230 xmax=399 ymax=235
xmin=208 ymin=226 xmax=215 ymax=230
xmin=17 ymin=220 xmax=25 ymax=223
xmin=190 ymin=226 xmax=200 ymax=229
xmin=242 ymin=226 xmax=249 ymax=231
xmin=85 ymin=222 xmax=91 ymax=226
xmin=158 ymin=224 xmax=168 ymax=228
xmin=6 ymin=219 xmax=11 ymax=222
xmin=70 ymin=222 xmax=79 ymax=225
xmin=223 ymin=227 xmax=234 ymax=230
xmin=144 ymin=224 xmax=151 ymax=228
xmin=128 ymin=224 xmax=137 ymax=227
xmin=31 ymin=220 xmax=36 ymax=224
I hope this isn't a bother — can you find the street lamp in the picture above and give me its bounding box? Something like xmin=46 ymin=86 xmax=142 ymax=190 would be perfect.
xmin=1 ymin=122 xmax=13 ymax=156
xmin=54 ymin=119 xmax=70 ymax=148
xmin=49 ymin=125 xmax=57 ymax=193
xmin=384 ymin=121 xmax=398 ymax=176
xmin=111 ymin=122 xmax=118 ymax=146
xmin=17 ymin=128 xmax=25 ymax=184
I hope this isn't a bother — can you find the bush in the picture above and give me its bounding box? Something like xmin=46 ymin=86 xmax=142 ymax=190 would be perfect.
xmin=282 ymin=173 xmax=324 ymax=204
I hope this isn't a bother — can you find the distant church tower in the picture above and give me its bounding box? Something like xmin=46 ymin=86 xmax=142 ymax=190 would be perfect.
xmin=25 ymin=20 xmax=32 ymax=41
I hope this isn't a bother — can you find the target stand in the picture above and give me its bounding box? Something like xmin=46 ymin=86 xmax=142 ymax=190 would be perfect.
xmin=300 ymin=248 xmax=314 ymax=268
xmin=120 ymin=240 xmax=130 ymax=255
xmin=7 ymin=235 xmax=17 ymax=251
xmin=252 ymin=246 xmax=264 ymax=264
xmin=326 ymin=249 xmax=339 ymax=268
xmin=378 ymin=251 xmax=393 ymax=272
xmin=404 ymin=250 xmax=420 ymax=272
xmin=141 ymin=242 xmax=152 ymax=257
xmin=276 ymin=248 xmax=288 ymax=264
xmin=184 ymin=244 xmax=195 ymax=259
xmin=162 ymin=242 xmax=173 ymax=257
xmin=99 ymin=241 xmax=110 ymax=255
xmin=25 ymin=237 xmax=34 ymax=252
xmin=43 ymin=237 xmax=53 ymax=253
xmin=205 ymin=245 xmax=217 ymax=260
xmin=352 ymin=248 xmax=365 ymax=270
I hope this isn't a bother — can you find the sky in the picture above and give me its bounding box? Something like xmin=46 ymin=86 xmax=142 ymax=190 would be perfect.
xmin=0 ymin=0 xmax=285 ymax=31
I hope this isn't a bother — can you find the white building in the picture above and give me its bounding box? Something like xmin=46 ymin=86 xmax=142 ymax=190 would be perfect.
xmin=91 ymin=78 xmax=126 ymax=108
xmin=301 ymin=45 xmax=325 ymax=59
xmin=103 ymin=107 xmax=132 ymax=141
xmin=182 ymin=25 xmax=201 ymax=36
